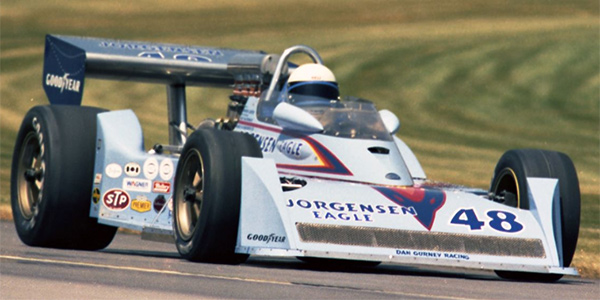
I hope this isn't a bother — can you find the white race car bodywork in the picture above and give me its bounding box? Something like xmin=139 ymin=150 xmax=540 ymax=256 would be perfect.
xmin=89 ymin=95 xmax=574 ymax=275
xmin=240 ymin=157 xmax=569 ymax=274
xmin=35 ymin=35 xmax=575 ymax=276
xmin=229 ymin=98 xmax=573 ymax=275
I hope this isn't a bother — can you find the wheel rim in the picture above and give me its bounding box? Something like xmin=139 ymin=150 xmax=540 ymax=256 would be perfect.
xmin=176 ymin=149 xmax=204 ymax=241
xmin=17 ymin=131 xmax=45 ymax=220
xmin=493 ymin=168 xmax=520 ymax=208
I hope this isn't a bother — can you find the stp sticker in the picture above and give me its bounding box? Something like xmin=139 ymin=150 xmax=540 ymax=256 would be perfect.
xmin=153 ymin=181 xmax=171 ymax=193
xmin=143 ymin=157 xmax=159 ymax=179
xmin=105 ymin=163 xmax=122 ymax=178
xmin=159 ymin=158 xmax=174 ymax=180
xmin=102 ymin=189 xmax=130 ymax=211
xmin=124 ymin=162 xmax=141 ymax=177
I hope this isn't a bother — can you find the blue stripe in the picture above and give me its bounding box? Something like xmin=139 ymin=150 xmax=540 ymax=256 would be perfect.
xmin=287 ymin=81 xmax=338 ymax=92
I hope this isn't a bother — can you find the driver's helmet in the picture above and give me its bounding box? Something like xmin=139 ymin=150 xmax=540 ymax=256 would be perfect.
xmin=286 ymin=63 xmax=339 ymax=102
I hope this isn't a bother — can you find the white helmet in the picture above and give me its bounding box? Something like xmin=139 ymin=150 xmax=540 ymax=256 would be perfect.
xmin=287 ymin=63 xmax=339 ymax=100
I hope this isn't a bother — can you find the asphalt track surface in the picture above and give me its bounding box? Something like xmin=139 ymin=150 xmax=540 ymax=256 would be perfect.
xmin=1 ymin=221 xmax=598 ymax=299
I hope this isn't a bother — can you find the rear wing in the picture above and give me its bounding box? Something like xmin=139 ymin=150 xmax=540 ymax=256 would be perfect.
xmin=43 ymin=34 xmax=281 ymax=106
xmin=42 ymin=34 xmax=294 ymax=145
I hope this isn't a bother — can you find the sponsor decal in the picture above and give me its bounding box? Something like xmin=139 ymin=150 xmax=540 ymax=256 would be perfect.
xmin=98 ymin=41 xmax=224 ymax=57
xmin=237 ymin=121 xmax=352 ymax=176
xmin=153 ymin=195 xmax=166 ymax=213
xmin=105 ymin=163 xmax=122 ymax=178
xmin=92 ymin=188 xmax=101 ymax=204
xmin=143 ymin=157 xmax=159 ymax=179
xmin=278 ymin=135 xmax=352 ymax=175
xmin=102 ymin=189 xmax=130 ymax=211
xmin=276 ymin=138 xmax=311 ymax=160
xmin=43 ymin=36 xmax=86 ymax=105
xmin=124 ymin=162 xmax=141 ymax=177
xmin=45 ymin=73 xmax=81 ymax=93
xmin=238 ymin=108 xmax=257 ymax=123
xmin=248 ymin=132 xmax=277 ymax=153
xmin=286 ymin=199 xmax=418 ymax=223
xmin=94 ymin=173 xmax=102 ymax=185
xmin=373 ymin=186 xmax=446 ymax=231
xmin=395 ymin=249 xmax=470 ymax=261
xmin=153 ymin=181 xmax=171 ymax=193
xmin=138 ymin=52 xmax=164 ymax=59
xmin=173 ymin=54 xmax=211 ymax=62
xmin=131 ymin=196 xmax=151 ymax=213
xmin=123 ymin=178 xmax=151 ymax=192
xmin=246 ymin=233 xmax=286 ymax=244
xmin=159 ymin=159 xmax=174 ymax=181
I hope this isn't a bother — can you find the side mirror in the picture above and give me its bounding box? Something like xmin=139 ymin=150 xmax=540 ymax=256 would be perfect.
xmin=273 ymin=102 xmax=324 ymax=133
xmin=379 ymin=109 xmax=400 ymax=135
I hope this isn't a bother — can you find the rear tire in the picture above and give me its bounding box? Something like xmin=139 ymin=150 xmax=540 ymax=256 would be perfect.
xmin=11 ymin=105 xmax=117 ymax=250
xmin=173 ymin=129 xmax=262 ymax=263
xmin=489 ymin=149 xmax=580 ymax=282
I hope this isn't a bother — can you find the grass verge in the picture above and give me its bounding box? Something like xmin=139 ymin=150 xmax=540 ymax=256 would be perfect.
xmin=1 ymin=0 xmax=598 ymax=277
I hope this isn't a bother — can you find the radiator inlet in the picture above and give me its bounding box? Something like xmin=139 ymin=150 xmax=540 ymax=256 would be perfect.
xmin=296 ymin=223 xmax=546 ymax=258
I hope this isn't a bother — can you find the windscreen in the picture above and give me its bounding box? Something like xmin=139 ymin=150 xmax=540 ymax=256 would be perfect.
xmin=287 ymin=95 xmax=392 ymax=141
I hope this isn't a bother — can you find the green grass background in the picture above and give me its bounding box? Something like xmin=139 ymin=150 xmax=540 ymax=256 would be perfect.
xmin=1 ymin=0 xmax=598 ymax=277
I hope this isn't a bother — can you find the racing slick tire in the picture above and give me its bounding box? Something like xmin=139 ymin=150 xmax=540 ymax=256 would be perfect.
xmin=11 ymin=105 xmax=117 ymax=250
xmin=173 ymin=129 xmax=262 ymax=263
xmin=489 ymin=149 xmax=580 ymax=282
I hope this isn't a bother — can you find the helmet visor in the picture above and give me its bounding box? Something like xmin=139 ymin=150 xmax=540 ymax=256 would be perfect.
xmin=288 ymin=81 xmax=339 ymax=100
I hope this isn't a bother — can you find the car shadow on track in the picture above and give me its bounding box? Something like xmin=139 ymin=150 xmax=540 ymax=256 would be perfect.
xmin=244 ymin=257 xmax=588 ymax=285
xmin=97 ymin=230 xmax=587 ymax=285
xmin=101 ymin=248 xmax=181 ymax=259
xmin=244 ymin=256 xmax=495 ymax=281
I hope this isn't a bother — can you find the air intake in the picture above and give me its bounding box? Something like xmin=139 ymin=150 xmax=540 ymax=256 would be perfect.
xmin=368 ymin=146 xmax=389 ymax=154
xmin=296 ymin=223 xmax=545 ymax=258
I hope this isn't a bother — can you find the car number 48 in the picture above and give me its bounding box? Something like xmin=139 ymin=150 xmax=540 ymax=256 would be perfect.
xmin=450 ymin=208 xmax=523 ymax=233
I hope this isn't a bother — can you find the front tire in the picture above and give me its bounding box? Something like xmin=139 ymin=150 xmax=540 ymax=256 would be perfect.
xmin=11 ymin=105 xmax=117 ymax=250
xmin=173 ymin=129 xmax=262 ymax=263
xmin=489 ymin=149 xmax=580 ymax=282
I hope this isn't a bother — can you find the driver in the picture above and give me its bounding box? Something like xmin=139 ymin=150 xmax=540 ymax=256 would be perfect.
xmin=285 ymin=63 xmax=340 ymax=105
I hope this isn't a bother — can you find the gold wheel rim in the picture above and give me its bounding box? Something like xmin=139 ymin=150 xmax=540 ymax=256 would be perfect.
xmin=176 ymin=150 xmax=204 ymax=240
xmin=17 ymin=132 xmax=45 ymax=220
xmin=493 ymin=168 xmax=520 ymax=208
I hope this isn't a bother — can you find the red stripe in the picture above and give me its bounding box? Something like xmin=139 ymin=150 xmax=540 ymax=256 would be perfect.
xmin=237 ymin=120 xmax=352 ymax=176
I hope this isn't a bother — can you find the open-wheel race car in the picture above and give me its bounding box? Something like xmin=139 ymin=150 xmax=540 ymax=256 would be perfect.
xmin=12 ymin=35 xmax=580 ymax=282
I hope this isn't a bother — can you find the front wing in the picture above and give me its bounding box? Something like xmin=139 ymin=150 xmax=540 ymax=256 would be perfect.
xmin=237 ymin=157 xmax=576 ymax=275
